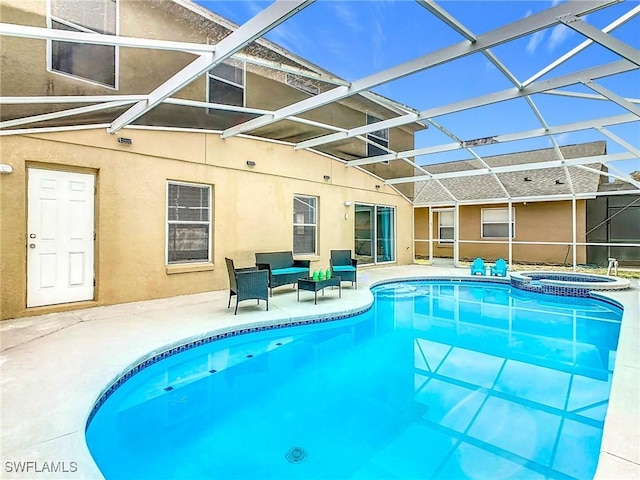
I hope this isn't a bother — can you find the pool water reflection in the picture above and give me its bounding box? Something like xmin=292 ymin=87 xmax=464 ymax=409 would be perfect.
xmin=86 ymin=281 xmax=622 ymax=479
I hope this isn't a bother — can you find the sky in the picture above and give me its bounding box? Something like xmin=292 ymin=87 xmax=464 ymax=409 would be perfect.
xmin=194 ymin=0 xmax=640 ymax=176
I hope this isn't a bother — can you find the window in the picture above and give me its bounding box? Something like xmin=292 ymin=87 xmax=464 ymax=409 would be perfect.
xmin=208 ymin=59 xmax=245 ymax=107
xmin=49 ymin=0 xmax=117 ymax=88
xmin=366 ymin=113 xmax=390 ymax=163
xmin=438 ymin=210 xmax=454 ymax=244
xmin=481 ymin=208 xmax=515 ymax=238
xmin=167 ymin=182 xmax=211 ymax=264
xmin=354 ymin=204 xmax=396 ymax=264
xmin=293 ymin=195 xmax=317 ymax=255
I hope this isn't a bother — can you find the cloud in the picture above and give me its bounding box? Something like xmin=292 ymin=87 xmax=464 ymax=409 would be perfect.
xmin=554 ymin=133 xmax=570 ymax=145
xmin=329 ymin=2 xmax=364 ymax=33
xmin=526 ymin=30 xmax=545 ymax=54
xmin=242 ymin=1 xmax=266 ymax=18
xmin=547 ymin=24 xmax=571 ymax=51
xmin=524 ymin=1 xmax=570 ymax=54
xmin=371 ymin=4 xmax=388 ymax=69
xmin=265 ymin=24 xmax=303 ymax=53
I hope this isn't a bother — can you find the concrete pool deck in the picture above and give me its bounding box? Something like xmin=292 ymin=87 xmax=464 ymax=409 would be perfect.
xmin=1 ymin=264 xmax=638 ymax=479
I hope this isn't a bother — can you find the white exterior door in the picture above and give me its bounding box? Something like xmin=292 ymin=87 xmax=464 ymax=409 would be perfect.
xmin=27 ymin=168 xmax=95 ymax=307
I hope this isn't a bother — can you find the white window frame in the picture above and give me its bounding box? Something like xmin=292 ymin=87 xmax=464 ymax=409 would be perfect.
xmin=166 ymin=181 xmax=212 ymax=265
xmin=481 ymin=207 xmax=515 ymax=239
xmin=437 ymin=209 xmax=455 ymax=245
xmin=47 ymin=0 xmax=119 ymax=89
xmin=293 ymin=195 xmax=318 ymax=256
xmin=207 ymin=58 xmax=246 ymax=108
xmin=366 ymin=112 xmax=390 ymax=164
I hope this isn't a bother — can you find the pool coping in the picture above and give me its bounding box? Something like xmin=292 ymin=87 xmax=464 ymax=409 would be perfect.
xmin=1 ymin=265 xmax=638 ymax=479
xmin=510 ymin=271 xmax=632 ymax=292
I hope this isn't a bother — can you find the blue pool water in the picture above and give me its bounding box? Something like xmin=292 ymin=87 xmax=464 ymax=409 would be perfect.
xmin=86 ymin=281 xmax=623 ymax=480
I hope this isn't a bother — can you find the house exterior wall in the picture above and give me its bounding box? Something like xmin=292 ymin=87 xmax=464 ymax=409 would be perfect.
xmin=0 ymin=128 xmax=413 ymax=320
xmin=0 ymin=0 xmax=423 ymax=320
xmin=0 ymin=0 xmax=419 ymax=158
xmin=414 ymin=201 xmax=587 ymax=264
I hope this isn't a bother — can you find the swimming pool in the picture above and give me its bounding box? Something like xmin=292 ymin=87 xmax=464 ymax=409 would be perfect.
xmin=86 ymin=280 xmax=623 ymax=479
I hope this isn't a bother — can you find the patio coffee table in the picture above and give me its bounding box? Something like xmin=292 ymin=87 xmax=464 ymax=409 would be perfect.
xmin=297 ymin=276 xmax=341 ymax=304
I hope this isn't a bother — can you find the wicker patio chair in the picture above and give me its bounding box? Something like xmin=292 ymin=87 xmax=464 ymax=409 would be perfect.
xmin=330 ymin=249 xmax=358 ymax=288
xmin=225 ymin=258 xmax=269 ymax=315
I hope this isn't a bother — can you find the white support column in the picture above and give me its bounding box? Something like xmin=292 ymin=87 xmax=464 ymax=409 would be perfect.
xmin=508 ymin=201 xmax=513 ymax=267
xmin=311 ymin=62 xmax=634 ymax=156
xmin=383 ymin=148 xmax=636 ymax=185
xmin=453 ymin=204 xmax=460 ymax=268
xmin=428 ymin=206 xmax=434 ymax=263
xmin=584 ymin=80 xmax=640 ymax=116
xmin=523 ymin=4 xmax=640 ymax=86
xmin=412 ymin=206 xmax=416 ymax=264
xmin=559 ymin=14 xmax=640 ymax=66
xmin=572 ymin=197 xmax=578 ymax=271
xmin=223 ymin=0 xmax=615 ymax=140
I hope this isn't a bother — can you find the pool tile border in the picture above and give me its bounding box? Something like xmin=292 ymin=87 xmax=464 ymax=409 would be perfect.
xmin=85 ymin=304 xmax=372 ymax=427
xmin=510 ymin=271 xmax=630 ymax=297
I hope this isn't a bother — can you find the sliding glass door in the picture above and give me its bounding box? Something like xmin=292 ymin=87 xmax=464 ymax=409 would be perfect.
xmin=377 ymin=206 xmax=395 ymax=262
xmin=355 ymin=205 xmax=375 ymax=264
xmin=354 ymin=204 xmax=396 ymax=265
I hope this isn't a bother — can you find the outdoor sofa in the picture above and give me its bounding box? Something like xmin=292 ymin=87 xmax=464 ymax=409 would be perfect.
xmin=255 ymin=251 xmax=310 ymax=296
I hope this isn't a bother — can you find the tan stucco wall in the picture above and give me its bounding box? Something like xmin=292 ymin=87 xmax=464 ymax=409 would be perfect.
xmin=0 ymin=128 xmax=413 ymax=320
xmin=414 ymin=208 xmax=455 ymax=259
xmin=414 ymin=202 xmax=587 ymax=264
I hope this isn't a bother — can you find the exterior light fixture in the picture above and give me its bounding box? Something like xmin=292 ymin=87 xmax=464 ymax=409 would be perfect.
xmin=0 ymin=164 xmax=14 ymax=174
xmin=323 ymin=175 xmax=330 ymax=181
xmin=343 ymin=201 xmax=352 ymax=220
xmin=117 ymin=137 xmax=132 ymax=145
xmin=246 ymin=160 xmax=256 ymax=167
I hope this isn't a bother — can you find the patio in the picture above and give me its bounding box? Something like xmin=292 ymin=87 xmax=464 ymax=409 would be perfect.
xmin=1 ymin=264 xmax=638 ymax=479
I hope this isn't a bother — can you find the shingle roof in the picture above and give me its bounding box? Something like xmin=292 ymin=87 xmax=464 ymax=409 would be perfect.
xmin=414 ymin=141 xmax=606 ymax=204
xmin=598 ymin=179 xmax=638 ymax=192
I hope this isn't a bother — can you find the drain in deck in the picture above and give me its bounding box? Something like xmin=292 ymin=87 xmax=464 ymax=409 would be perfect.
xmin=285 ymin=446 xmax=307 ymax=463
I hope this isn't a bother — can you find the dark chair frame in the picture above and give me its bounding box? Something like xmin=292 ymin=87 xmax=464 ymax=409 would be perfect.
xmin=255 ymin=251 xmax=310 ymax=296
xmin=330 ymin=249 xmax=358 ymax=288
xmin=225 ymin=258 xmax=269 ymax=315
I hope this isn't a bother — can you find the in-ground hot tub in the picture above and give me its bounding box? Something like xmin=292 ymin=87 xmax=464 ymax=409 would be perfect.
xmin=510 ymin=271 xmax=631 ymax=297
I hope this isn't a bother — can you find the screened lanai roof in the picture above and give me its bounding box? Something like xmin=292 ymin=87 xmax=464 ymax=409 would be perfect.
xmin=413 ymin=141 xmax=608 ymax=204
xmin=1 ymin=0 xmax=639 ymax=204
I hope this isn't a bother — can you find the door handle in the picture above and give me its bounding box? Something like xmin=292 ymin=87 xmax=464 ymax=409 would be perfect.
xmin=29 ymin=233 xmax=36 ymax=239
